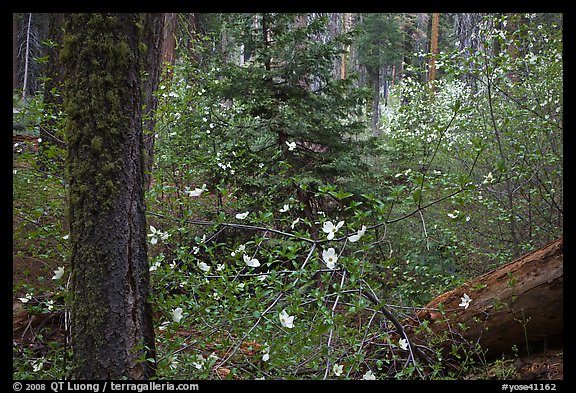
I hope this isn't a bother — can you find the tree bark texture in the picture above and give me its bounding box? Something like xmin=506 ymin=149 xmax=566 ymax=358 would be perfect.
xmin=369 ymin=66 xmax=380 ymax=136
xmin=13 ymin=14 xmax=18 ymax=90
xmin=161 ymin=13 xmax=178 ymax=75
xmin=428 ymin=12 xmax=440 ymax=83
xmin=62 ymin=13 xmax=155 ymax=380
xmin=142 ymin=13 xmax=165 ymax=190
xmin=405 ymin=237 xmax=563 ymax=359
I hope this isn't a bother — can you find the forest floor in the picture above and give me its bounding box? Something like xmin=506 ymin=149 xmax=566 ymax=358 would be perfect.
xmin=12 ymin=222 xmax=564 ymax=380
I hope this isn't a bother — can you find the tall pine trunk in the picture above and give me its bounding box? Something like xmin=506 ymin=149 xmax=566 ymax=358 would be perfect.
xmin=13 ymin=14 xmax=18 ymax=90
xmin=22 ymin=13 xmax=32 ymax=101
xmin=428 ymin=13 xmax=440 ymax=85
xmin=62 ymin=13 xmax=155 ymax=380
xmin=142 ymin=13 xmax=165 ymax=190
xmin=368 ymin=66 xmax=381 ymax=136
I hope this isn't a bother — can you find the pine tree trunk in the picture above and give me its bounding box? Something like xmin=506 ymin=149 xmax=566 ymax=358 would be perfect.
xmin=428 ymin=13 xmax=440 ymax=84
xmin=142 ymin=13 xmax=165 ymax=190
xmin=62 ymin=13 xmax=155 ymax=380
xmin=13 ymin=15 xmax=18 ymax=90
xmin=406 ymin=237 xmax=563 ymax=359
xmin=22 ymin=13 xmax=32 ymax=101
xmin=161 ymin=13 xmax=178 ymax=76
xmin=369 ymin=66 xmax=380 ymax=136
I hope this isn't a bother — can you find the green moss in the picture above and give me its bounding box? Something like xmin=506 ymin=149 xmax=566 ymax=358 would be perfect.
xmin=59 ymin=33 xmax=76 ymax=63
xmin=62 ymin=14 xmax=146 ymax=215
xmin=106 ymin=90 xmax=120 ymax=109
xmin=117 ymin=41 xmax=133 ymax=64
xmin=91 ymin=136 xmax=103 ymax=152
xmin=102 ymin=162 xmax=115 ymax=174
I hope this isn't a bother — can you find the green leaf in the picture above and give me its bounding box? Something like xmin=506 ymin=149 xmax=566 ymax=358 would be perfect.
xmin=318 ymin=323 xmax=332 ymax=334
xmin=412 ymin=189 xmax=422 ymax=205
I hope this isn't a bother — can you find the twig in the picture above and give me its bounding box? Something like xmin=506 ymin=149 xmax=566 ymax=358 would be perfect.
xmin=322 ymin=268 xmax=347 ymax=380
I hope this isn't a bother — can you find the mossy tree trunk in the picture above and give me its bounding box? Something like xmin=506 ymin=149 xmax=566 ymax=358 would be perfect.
xmin=62 ymin=13 xmax=156 ymax=380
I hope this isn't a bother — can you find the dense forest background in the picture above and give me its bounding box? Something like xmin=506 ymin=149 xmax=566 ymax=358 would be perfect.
xmin=13 ymin=13 xmax=562 ymax=380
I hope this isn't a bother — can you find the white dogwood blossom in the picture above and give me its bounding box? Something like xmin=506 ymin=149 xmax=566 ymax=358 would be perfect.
xmin=148 ymin=225 xmax=170 ymax=244
xmin=399 ymin=338 xmax=409 ymax=351
xmin=186 ymin=184 xmax=207 ymax=197
xmin=459 ymin=293 xmax=472 ymax=309
xmin=348 ymin=225 xmax=367 ymax=243
xmin=322 ymin=220 xmax=344 ymax=240
xmin=322 ymin=248 xmax=338 ymax=269
xmin=198 ymin=262 xmax=211 ymax=272
xmin=279 ymin=309 xmax=294 ymax=328
xmin=243 ymin=254 xmax=260 ymax=268
xmin=52 ymin=266 xmax=65 ymax=280
xmin=235 ymin=211 xmax=249 ymax=220
xmin=171 ymin=307 xmax=183 ymax=323
xmin=333 ymin=364 xmax=343 ymax=377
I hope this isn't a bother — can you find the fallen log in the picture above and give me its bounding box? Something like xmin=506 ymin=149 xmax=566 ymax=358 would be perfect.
xmin=405 ymin=237 xmax=563 ymax=359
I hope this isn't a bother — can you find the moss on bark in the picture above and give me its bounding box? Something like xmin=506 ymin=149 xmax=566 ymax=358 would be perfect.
xmin=63 ymin=13 xmax=155 ymax=380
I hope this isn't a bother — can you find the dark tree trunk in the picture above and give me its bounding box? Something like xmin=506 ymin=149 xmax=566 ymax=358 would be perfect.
xmin=13 ymin=14 xmax=18 ymax=90
xmin=62 ymin=13 xmax=155 ymax=380
xmin=368 ymin=66 xmax=380 ymax=136
xmin=142 ymin=13 xmax=165 ymax=190
xmin=186 ymin=13 xmax=202 ymax=62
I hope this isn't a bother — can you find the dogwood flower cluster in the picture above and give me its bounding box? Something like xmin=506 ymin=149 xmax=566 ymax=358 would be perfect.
xmin=216 ymin=152 xmax=236 ymax=175
xmin=191 ymin=352 xmax=218 ymax=370
xmin=32 ymin=358 xmax=44 ymax=372
xmin=290 ymin=218 xmax=300 ymax=229
xmin=216 ymin=159 xmax=235 ymax=174
xmin=148 ymin=225 xmax=170 ymax=245
xmin=482 ymin=172 xmax=495 ymax=184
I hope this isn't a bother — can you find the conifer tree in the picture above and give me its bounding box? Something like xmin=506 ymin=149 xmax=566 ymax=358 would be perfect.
xmin=209 ymin=13 xmax=372 ymax=220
